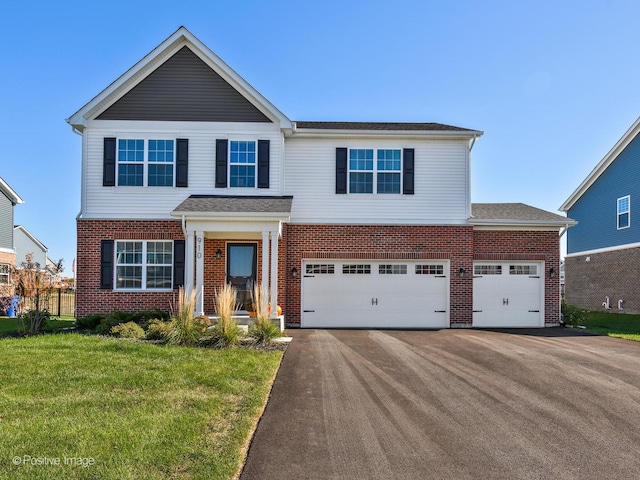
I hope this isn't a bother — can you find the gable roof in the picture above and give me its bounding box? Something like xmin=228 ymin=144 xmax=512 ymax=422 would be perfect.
xmin=0 ymin=177 xmax=24 ymax=205
xmin=560 ymin=116 xmax=640 ymax=212
xmin=13 ymin=225 xmax=48 ymax=252
xmin=66 ymin=27 xmax=292 ymax=131
xmin=470 ymin=203 xmax=576 ymax=227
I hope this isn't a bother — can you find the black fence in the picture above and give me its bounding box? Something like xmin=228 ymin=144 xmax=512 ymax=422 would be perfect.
xmin=20 ymin=289 xmax=75 ymax=317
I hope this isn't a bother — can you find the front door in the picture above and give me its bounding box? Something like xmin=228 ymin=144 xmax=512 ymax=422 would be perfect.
xmin=227 ymin=243 xmax=257 ymax=310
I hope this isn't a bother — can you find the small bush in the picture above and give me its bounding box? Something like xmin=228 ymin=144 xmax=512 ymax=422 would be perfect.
xmin=562 ymin=303 xmax=589 ymax=327
xmin=248 ymin=283 xmax=281 ymax=345
xmin=203 ymin=284 xmax=242 ymax=348
xmin=95 ymin=310 xmax=136 ymax=335
xmin=166 ymin=288 xmax=203 ymax=346
xmin=110 ymin=322 xmax=145 ymax=339
xmin=17 ymin=309 xmax=51 ymax=334
xmin=145 ymin=319 xmax=172 ymax=341
xmin=76 ymin=313 xmax=106 ymax=330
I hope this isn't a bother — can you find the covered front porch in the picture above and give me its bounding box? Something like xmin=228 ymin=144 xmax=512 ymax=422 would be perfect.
xmin=171 ymin=195 xmax=292 ymax=322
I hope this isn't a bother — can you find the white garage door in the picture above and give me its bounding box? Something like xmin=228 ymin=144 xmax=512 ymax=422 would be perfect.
xmin=473 ymin=262 xmax=544 ymax=328
xmin=301 ymin=260 xmax=449 ymax=328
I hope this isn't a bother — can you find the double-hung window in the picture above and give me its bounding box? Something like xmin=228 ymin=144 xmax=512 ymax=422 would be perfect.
xmin=117 ymin=139 xmax=174 ymax=187
xmin=0 ymin=264 xmax=9 ymax=284
xmin=618 ymin=195 xmax=630 ymax=229
xmin=115 ymin=241 xmax=173 ymax=290
xmin=348 ymin=148 xmax=401 ymax=194
xmin=229 ymin=141 xmax=256 ymax=187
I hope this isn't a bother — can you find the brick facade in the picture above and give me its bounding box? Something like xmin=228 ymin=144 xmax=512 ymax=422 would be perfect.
xmin=0 ymin=251 xmax=16 ymax=266
xmin=565 ymin=247 xmax=640 ymax=314
xmin=77 ymin=220 xmax=561 ymax=327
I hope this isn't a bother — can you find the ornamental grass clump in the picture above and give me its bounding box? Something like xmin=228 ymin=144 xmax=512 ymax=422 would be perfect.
xmin=248 ymin=283 xmax=281 ymax=345
xmin=205 ymin=284 xmax=242 ymax=348
xmin=166 ymin=287 xmax=202 ymax=346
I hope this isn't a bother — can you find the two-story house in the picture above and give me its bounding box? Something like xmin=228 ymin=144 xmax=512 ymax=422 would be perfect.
xmin=67 ymin=27 xmax=572 ymax=328
xmin=0 ymin=177 xmax=24 ymax=284
xmin=561 ymin=117 xmax=640 ymax=313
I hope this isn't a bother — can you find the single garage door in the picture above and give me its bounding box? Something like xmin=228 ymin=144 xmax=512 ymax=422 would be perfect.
xmin=473 ymin=262 xmax=544 ymax=327
xmin=302 ymin=260 xmax=449 ymax=328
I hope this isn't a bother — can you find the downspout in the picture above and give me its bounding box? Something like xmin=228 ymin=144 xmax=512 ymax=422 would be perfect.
xmin=181 ymin=214 xmax=187 ymax=238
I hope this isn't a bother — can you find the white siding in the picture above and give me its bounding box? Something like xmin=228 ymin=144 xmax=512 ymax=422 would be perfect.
xmin=284 ymin=137 xmax=469 ymax=224
xmin=82 ymin=120 xmax=284 ymax=218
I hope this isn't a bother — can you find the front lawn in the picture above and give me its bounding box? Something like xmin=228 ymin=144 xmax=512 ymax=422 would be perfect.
xmin=579 ymin=311 xmax=640 ymax=341
xmin=0 ymin=334 xmax=283 ymax=479
xmin=0 ymin=316 xmax=75 ymax=335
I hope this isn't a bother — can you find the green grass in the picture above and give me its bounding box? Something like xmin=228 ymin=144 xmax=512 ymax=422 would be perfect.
xmin=0 ymin=317 xmax=75 ymax=335
xmin=579 ymin=311 xmax=640 ymax=341
xmin=0 ymin=334 xmax=283 ymax=479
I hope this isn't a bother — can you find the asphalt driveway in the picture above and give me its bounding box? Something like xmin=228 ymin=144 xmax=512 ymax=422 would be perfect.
xmin=240 ymin=329 xmax=640 ymax=479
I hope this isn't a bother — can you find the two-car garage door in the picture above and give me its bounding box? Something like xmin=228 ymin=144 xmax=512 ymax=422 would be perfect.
xmin=301 ymin=260 xmax=449 ymax=328
xmin=301 ymin=259 xmax=545 ymax=328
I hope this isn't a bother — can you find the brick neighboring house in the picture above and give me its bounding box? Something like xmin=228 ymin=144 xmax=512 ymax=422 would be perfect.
xmin=561 ymin=117 xmax=640 ymax=313
xmin=67 ymin=27 xmax=573 ymax=328
xmin=0 ymin=177 xmax=24 ymax=285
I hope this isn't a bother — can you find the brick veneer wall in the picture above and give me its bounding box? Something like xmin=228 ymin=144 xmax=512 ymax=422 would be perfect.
xmin=473 ymin=230 xmax=561 ymax=326
xmin=0 ymin=251 xmax=16 ymax=266
xmin=76 ymin=219 xmax=184 ymax=318
xmin=283 ymin=224 xmax=475 ymax=327
xmin=565 ymin=247 xmax=640 ymax=313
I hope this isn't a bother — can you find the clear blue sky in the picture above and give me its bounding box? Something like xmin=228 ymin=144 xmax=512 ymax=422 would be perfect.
xmin=2 ymin=0 xmax=640 ymax=271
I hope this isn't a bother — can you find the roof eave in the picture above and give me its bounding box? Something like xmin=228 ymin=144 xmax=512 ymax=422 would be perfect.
xmin=0 ymin=178 xmax=24 ymax=205
xmin=288 ymin=127 xmax=483 ymax=139
xmin=560 ymin=116 xmax=640 ymax=212
xmin=469 ymin=218 xmax=577 ymax=228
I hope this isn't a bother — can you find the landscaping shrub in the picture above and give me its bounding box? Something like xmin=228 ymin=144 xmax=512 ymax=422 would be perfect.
xmin=95 ymin=310 xmax=134 ymax=335
xmin=145 ymin=319 xmax=172 ymax=341
xmin=76 ymin=313 xmax=106 ymax=330
xmin=248 ymin=283 xmax=281 ymax=345
xmin=562 ymin=303 xmax=589 ymax=327
xmin=166 ymin=288 xmax=203 ymax=346
xmin=110 ymin=322 xmax=145 ymax=339
xmin=17 ymin=309 xmax=51 ymax=334
xmin=203 ymin=284 xmax=242 ymax=348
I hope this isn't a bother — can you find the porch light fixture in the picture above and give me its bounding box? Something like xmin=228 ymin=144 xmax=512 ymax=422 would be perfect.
xmin=291 ymin=267 xmax=299 ymax=278
xmin=215 ymin=248 xmax=222 ymax=259
xmin=549 ymin=267 xmax=557 ymax=278
xmin=458 ymin=267 xmax=467 ymax=278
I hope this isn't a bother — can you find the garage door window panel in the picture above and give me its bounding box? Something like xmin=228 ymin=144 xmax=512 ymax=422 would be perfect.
xmin=509 ymin=265 xmax=538 ymax=276
xmin=379 ymin=264 xmax=407 ymax=274
xmin=343 ymin=264 xmax=371 ymax=274
xmin=416 ymin=265 xmax=444 ymax=275
xmin=474 ymin=265 xmax=502 ymax=275
xmin=306 ymin=264 xmax=335 ymax=274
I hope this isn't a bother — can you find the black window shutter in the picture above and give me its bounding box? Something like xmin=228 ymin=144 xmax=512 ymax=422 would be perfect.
xmin=403 ymin=148 xmax=415 ymax=195
xmin=336 ymin=148 xmax=348 ymax=194
xmin=100 ymin=240 xmax=114 ymax=289
xmin=176 ymin=139 xmax=188 ymax=187
xmin=215 ymin=139 xmax=228 ymax=188
xmin=257 ymin=140 xmax=270 ymax=188
xmin=173 ymin=240 xmax=185 ymax=288
xmin=103 ymin=138 xmax=116 ymax=187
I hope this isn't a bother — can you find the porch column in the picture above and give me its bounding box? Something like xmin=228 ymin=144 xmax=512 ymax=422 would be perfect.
xmin=261 ymin=231 xmax=270 ymax=295
xmin=269 ymin=231 xmax=279 ymax=318
xmin=195 ymin=231 xmax=204 ymax=316
xmin=184 ymin=231 xmax=195 ymax=293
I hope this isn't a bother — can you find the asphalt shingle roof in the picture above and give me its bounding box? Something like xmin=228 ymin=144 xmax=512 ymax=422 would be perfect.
xmin=294 ymin=121 xmax=477 ymax=132
xmin=471 ymin=203 xmax=575 ymax=224
xmin=173 ymin=195 xmax=293 ymax=214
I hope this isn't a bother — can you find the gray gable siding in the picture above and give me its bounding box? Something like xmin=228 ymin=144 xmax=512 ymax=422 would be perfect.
xmin=97 ymin=46 xmax=272 ymax=123
xmin=0 ymin=192 xmax=13 ymax=250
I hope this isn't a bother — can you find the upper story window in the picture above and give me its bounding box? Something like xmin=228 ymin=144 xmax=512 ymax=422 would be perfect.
xmin=348 ymin=149 xmax=401 ymax=194
xmin=117 ymin=139 xmax=174 ymax=187
xmin=229 ymin=141 xmax=256 ymax=188
xmin=618 ymin=195 xmax=630 ymax=229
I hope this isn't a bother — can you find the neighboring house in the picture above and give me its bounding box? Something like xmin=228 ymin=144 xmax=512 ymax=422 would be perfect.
xmin=67 ymin=27 xmax=573 ymax=328
xmin=13 ymin=225 xmax=48 ymax=268
xmin=0 ymin=178 xmax=24 ymax=284
xmin=561 ymin=117 xmax=640 ymax=313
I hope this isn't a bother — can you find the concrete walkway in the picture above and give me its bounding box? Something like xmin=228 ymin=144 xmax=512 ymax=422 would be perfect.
xmin=241 ymin=329 xmax=640 ymax=479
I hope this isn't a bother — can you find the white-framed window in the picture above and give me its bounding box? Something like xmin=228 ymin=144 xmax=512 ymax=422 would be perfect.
xmin=509 ymin=265 xmax=538 ymax=275
xmin=416 ymin=264 xmax=444 ymax=275
xmin=618 ymin=195 xmax=630 ymax=229
xmin=115 ymin=241 xmax=173 ymax=290
xmin=306 ymin=264 xmax=335 ymax=274
xmin=474 ymin=265 xmax=502 ymax=275
xmin=343 ymin=264 xmax=371 ymax=274
xmin=117 ymin=139 xmax=175 ymax=187
xmin=0 ymin=264 xmax=9 ymax=284
xmin=379 ymin=264 xmax=407 ymax=274
xmin=348 ymin=148 xmax=401 ymax=194
xmin=229 ymin=140 xmax=256 ymax=188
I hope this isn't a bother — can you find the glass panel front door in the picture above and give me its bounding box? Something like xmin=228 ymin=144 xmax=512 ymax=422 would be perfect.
xmin=227 ymin=243 xmax=257 ymax=310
